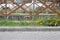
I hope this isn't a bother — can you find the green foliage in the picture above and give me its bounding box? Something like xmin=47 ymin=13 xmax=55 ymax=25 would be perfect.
xmin=0 ymin=20 xmax=35 ymax=26
xmin=0 ymin=18 xmax=59 ymax=26
xmin=35 ymin=18 xmax=59 ymax=26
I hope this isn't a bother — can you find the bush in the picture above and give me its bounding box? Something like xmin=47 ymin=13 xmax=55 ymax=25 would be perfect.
xmin=35 ymin=18 xmax=59 ymax=26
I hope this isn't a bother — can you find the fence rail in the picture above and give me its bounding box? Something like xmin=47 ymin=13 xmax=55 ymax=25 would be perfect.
xmin=0 ymin=0 xmax=60 ymax=20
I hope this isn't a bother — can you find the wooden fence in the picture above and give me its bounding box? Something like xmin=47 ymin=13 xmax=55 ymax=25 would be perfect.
xmin=0 ymin=0 xmax=60 ymax=20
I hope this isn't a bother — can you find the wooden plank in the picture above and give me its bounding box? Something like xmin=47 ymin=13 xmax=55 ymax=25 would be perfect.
xmin=6 ymin=14 xmax=57 ymax=16
xmin=0 ymin=0 xmax=2 ymax=4
xmin=8 ymin=0 xmax=29 ymax=15
xmin=37 ymin=0 xmax=60 ymax=15
xmin=11 ymin=2 xmax=32 ymax=16
xmin=1 ymin=0 xmax=59 ymax=16
xmin=21 ymin=7 xmax=32 ymax=16
xmin=8 ymin=2 xmax=26 ymax=15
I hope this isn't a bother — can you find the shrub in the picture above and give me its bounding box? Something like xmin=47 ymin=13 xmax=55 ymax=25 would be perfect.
xmin=35 ymin=17 xmax=58 ymax=26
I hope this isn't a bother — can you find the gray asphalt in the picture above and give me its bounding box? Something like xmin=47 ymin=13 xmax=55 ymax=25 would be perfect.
xmin=0 ymin=31 xmax=60 ymax=40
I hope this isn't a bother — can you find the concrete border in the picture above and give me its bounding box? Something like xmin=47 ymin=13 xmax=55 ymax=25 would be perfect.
xmin=0 ymin=26 xmax=60 ymax=32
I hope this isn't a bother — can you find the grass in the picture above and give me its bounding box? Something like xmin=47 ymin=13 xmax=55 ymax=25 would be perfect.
xmin=0 ymin=18 xmax=60 ymax=26
xmin=0 ymin=20 xmax=36 ymax=26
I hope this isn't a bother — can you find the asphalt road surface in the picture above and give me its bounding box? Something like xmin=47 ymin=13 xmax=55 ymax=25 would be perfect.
xmin=0 ymin=31 xmax=60 ymax=40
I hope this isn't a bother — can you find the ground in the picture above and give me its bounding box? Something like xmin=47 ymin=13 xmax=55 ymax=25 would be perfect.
xmin=0 ymin=31 xmax=60 ymax=40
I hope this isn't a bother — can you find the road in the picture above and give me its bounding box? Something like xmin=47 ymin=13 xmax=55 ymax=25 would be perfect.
xmin=0 ymin=31 xmax=60 ymax=40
